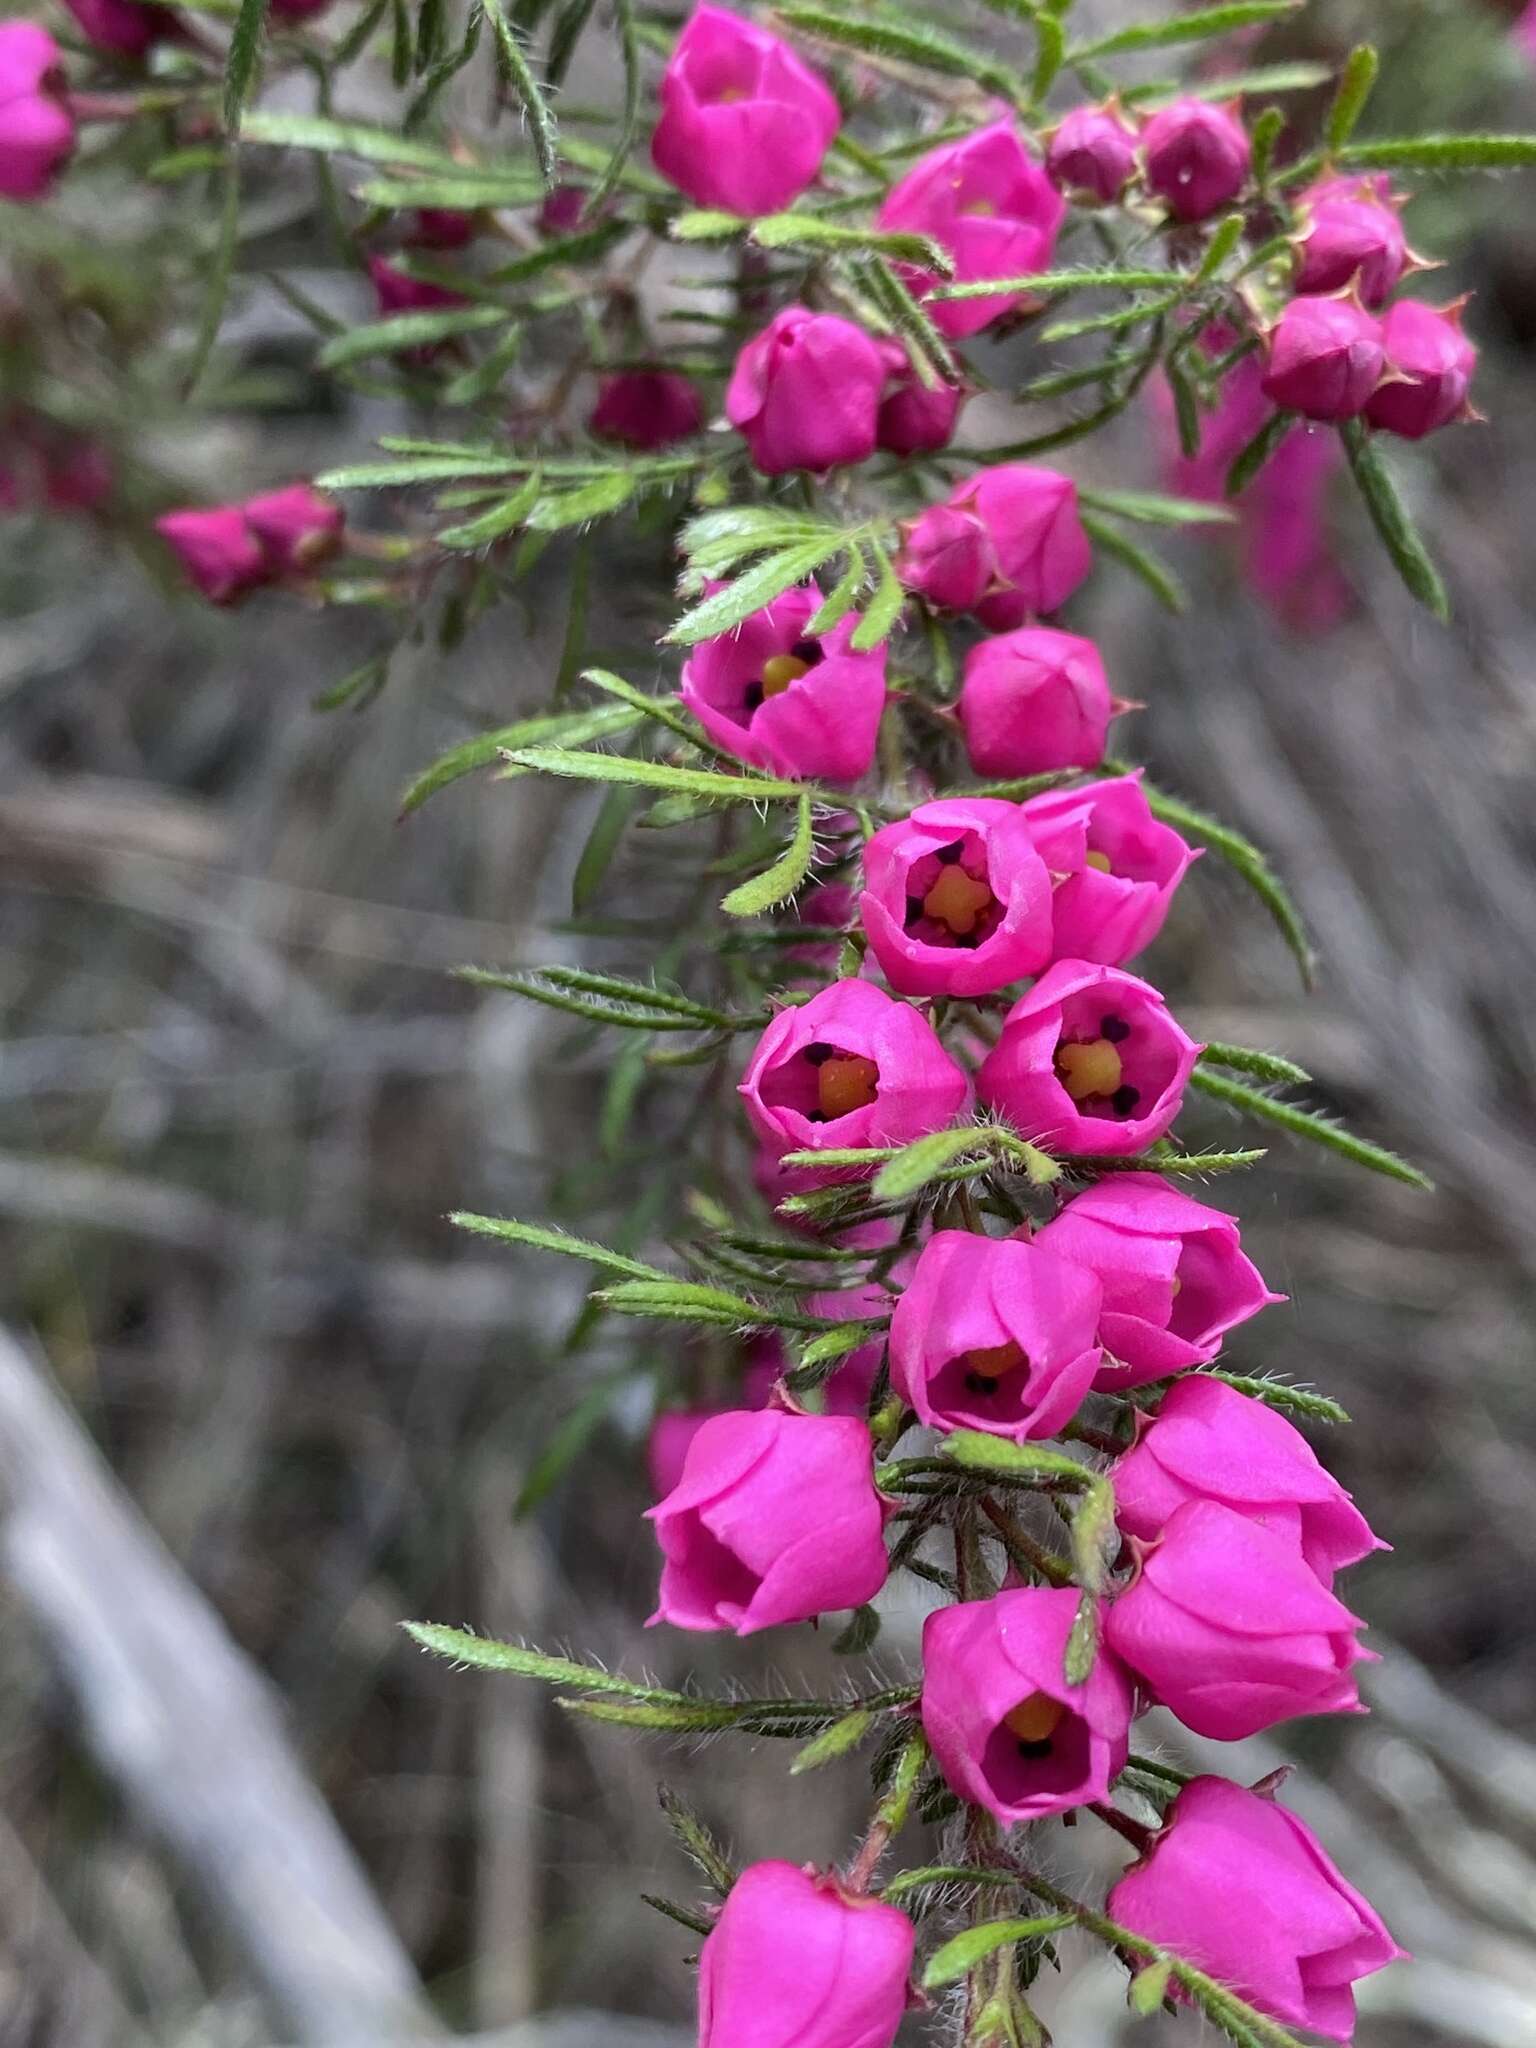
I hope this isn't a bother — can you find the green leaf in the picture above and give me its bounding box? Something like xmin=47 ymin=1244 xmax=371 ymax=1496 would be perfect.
xmin=526 ymin=470 xmax=636 ymax=530
xmin=881 ymin=1866 xmax=1021 ymax=1902
xmin=239 ymin=109 xmax=473 ymax=166
xmin=481 ymin=0 xmax=559 ymax=185
xmin=1198 ymin=1042 xmax=1311 ymax=1087
xmin=485 ymin=222 xmax=628 ymax=286
xmin=1188 ymin=1067 xmax=1433 ymax=1188
xmin=1063 ymin=1591 xmax=1099 ymax=1686
xmin=832 ymin=1603 xmax=882 ymax=1655
xmin=436 ymin=470 xmax=543 ymax=547
xmin=572 ymin=785 xmax=637 ymax=913
xmin=667 ymin=537 xmax=856 ymax=644
xmin=641 ymin=1893 xmax=713 ymax=1938
xmin=1226 ymin=409 xmax=1295 ymax=499
xmin=671 ymin=207 xmax=746 ymax=241
xmin=752 ymin=212 xmax=953 ymax=275
xmin=400 ymin=703 xmax=639 ymax=814
xmin=1129 ymin=1957 xmax=1175 ymax=2017
xmin=721 ymin=795 xmax=816 ymax=916
xmin=1196 ymin=213 xmax=1246 ymax=282
xmin=1081 ymin=514 xmax=1186 ymax=614
xmin=596 ymin=1277 xmax=767 ymax=1328
xmin=313 ymin=650 xmax=391 ymax=712
xmin=456 ymin=963 xmax=735 ymax=1030
xmin=181 ymin=156 xmax=241 ymax=399
xmin=1067 ymin=1474 xmax=1118 ymax=1596
xmin=585 ymin=0 xmax=638 ymax=213
xmin=1324 ymin=44 xmax=1378 ymax=154
xmin=778 ymin=6 xmax=1028 ymax=100
xmin=448 ymin=1213 xmax=677 ymax=1280
xmin=789 ymin=1322 xmax=886 ymax=1388
xmin=404 ymin=1623 xmax=690 ymax=1699
xmin=850 ymin=544 xmax=906 ymax=651
xmin=872 ymin=1126 xmax=997 ymax=1204
xmin=358 ymin=174 xmax=538 ymax=208
xmin=931 ymin=266 xmax=1183 ymax=300
xmin=515 ymin=1369 xmax=633 ymax=1513
xmin=223 ymin=0 xmax=267 ymax=129
xmin=922 ymin=1917 xmax=1078 ymax=1991
xmin=1249 ymin=105 xmax=1286 ymax=189
xmin=319 ymin=454 xmax=529 ymax=489
xmin=1078 ymin=488 xmax=1234 ymax=527
xmin=805 ymin=549 xmax=865 ymax=635
xmin=658 ymin=1784 xmax=737 ymax=1895
xmin=1193 ymin=1368 xmax=1350 ymax=1426
xmin=1068 ymin=2 xmax=1299 ymax=63
xmin=581 ymin=667 xmax=704 ymax=749
xmin=503 ymin=746 xmax=804 ymax=802
xmin=1336 ymin=134 xmax=1536 ymax=172
xmin=860 ymin=253 xmax=962 ymax=388
xmin=1030 ymin=8 xmax=1064 ymax=103
xmin=1340 ymin=420 xmax=1450 ymax=623
xmin=789 ymin=1708 xmax=877 ymax=1774
xmin=317 ymin=304 xmax=508 ymax=368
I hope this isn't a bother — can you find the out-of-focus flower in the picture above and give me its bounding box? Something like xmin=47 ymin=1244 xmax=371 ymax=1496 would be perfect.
xmin=1140 ymin=98 xmax=1250 ymax=223
xmin=1365 ymin=297 xmax=1477 ymax=439
xmin=1046 ymin=102 xmax=1137 ymax=204
xmin=154 ymin=505 xmax=269 ymax=606
xmin=590 ymin=370 xmax=705 ymax=450
xmin=0 ymin=23 xmax=74 ymax=202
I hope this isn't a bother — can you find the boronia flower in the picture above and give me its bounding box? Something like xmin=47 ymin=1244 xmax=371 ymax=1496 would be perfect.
xmin=243 ymin=485 xmax=344 ymax=575
xmin=1108 ymin=1777 xmax=1405 ymax=2042
xmin=1365 ymin=298 xmax=1478 ymax=439
xmin=154 ymin=506 xmax=269 ymax=606
xmin=589 ymin=370 xmax=704 ymax=450
xmin=0 ymin=22 xmax=74 ymax=203
xmin=888 ymin=1229 xmax=1102 ymax=1440
xmin=895 ymin=465 xmax=1091 ymax=629
xmin=1046 ymin=102 xmax=1138 ymax=205
xmin=958 ymin=626 xmax=1116 ymax=778
xmin=646 ymin=1407 xmax=890 ymax=1633
xmin=62 ymin=0 xmax=176 ymax=56
xmin=698 ymin=1862 xmax=915 ymax=2048
xmin=1021 ymin=773 xmax=1198 ymax=966
xmin=921 ymin=1587 xmax=1134 ymax=1822
xmin=726 ymin=306 xmax=888 ymax=474
xmin=1140 ymin=97 xmax=1250 ymax=223
xmin=1260 ymin=295 xmax=1386 ymax=423
xmin=875 ymin=347 xmax=966 ymax=457
xmin=1291 ymin=174 xmax=1409 ymax=307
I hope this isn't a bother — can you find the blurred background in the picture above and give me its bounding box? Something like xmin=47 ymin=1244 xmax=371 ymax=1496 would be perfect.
xmin=3 ymin=0 xmax=1535 ymax=2042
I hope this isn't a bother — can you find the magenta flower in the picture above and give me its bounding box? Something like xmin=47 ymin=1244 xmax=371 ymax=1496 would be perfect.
xmin=367 ymin=253 xmax=467 ymax=317
xmin=679 ymin=582 xmax=887 ymax=784
xmin=1112 ymin=1376 xmax=1386 ymax=1584
xmin=788 ymin=879 xmax=856 ymax=972
xmin=698 ymin=1861 xmax=914 ymax=2048
xmin=0 ymin=23 xmax=74 ymax=203
xmin=1033 ymin=1172 xmax=1280 ymax=1388
xmin=410 ymin=207 xmax=478 ymax=249
xmin=651 ymin=4 xmax=840 ymax=218
xmin=875 ymin=348 xmax=965 ymax=457
xmin=976 ymin=960 xmax=1202 ymax=1157
xmin=590 ymin=370 xmax=704 ymax=450
xmin=154 ymin=506 xmax=269 ymax=607
xmin=1104 ymin=1499 xmax=1371 ymax=1738
xmin=647 ymin=1408 xmax=890 ymax=1633
xmin=268 ymin=0 xmax=336 ymax=20
xmin=647 ymin=1407 xmax=724 ymax=1500
xmin=727 ymin=307 xmax=888 ymax=474
xmin=62 ymin=0 xmax=175 ymax=57
xmin=921 ymin=1587 xmax=1134 ymax=1822
xmin=888 ymin=1229 xmax=1102 ymax=1440
xmin=1292 ymin=175 xmax=1408 ymax=307
xmin=1047 ymin=103 xmax=1137 ymax=205
xmin=1108 ymin=1777 xmax=1405 ymax=2042
xmin=803 ymin=1254 xmax=916 ymax=1417
xmin=876 ymin=118 xmax=1065 ymax=340
xmin=537 ymin=183 xmax=586 ymax=235
xmin=243 ymin=484 xmax=344 ymax=575
xmin=1022 ymin=774 xmax=1197 ymax=965
xmin=1261 ymin=296 xmax=1385 ymax=423
xmin=1365 ymin=298 xmax=1478 ymax=440
xmin=895 ymin=465 xmax=1091 ymax=629
xmin=740 ymin=979 xmax=969 ymax=1169
xmin=859 ymin=797 xmax=1054 ymax=998
xmin=958 ymin=627 xmax=1114 ymax=778
xmin=1140 ymin=98 xmax=1250 ymax=224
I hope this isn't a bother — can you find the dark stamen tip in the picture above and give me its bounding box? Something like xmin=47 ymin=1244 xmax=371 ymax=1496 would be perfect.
xmin=1100 ymin=1015 xmax=1131 ymax=1043
xmin=1111 ymin=1084 xmax=1141 ymax=1117
xmin=742 ymin=682 xmax=764 ymax=712
xmin=964 ymin=1372 xmax=997 ymax=1395
xmin=803 ymin=1042 xmax=834 ymax=1066
xmin=936 ymin=840 xmax=965 ymax=865
xmin=1016 ymin=1738 xmax=1053 ymax=1760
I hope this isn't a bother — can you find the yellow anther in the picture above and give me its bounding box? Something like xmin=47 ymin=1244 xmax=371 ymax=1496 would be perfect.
xmin=965 ymin=197 xmax=997 ymax=216
xmin=1054 ymin=1037 xmax=1124 ymax=1102
xmin=1085 ymin=849 xmax=1113 ymax=873
xmin=817 ymin=1054 xmax=880 ymax=1121
xmin=964 ymin=1340 xmax=1025 ymax=1383
xmin=1003 ymin=1693 xmax=1065 ymax=1746
xmin=760 ymin=653 xmax=810 ymax=697
xmin=922 ymin=865 xmax=994 ymax=936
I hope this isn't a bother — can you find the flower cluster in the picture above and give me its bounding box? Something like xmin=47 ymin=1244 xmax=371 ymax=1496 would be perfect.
xmin=155 ymin=486 xmax=344 ymax=605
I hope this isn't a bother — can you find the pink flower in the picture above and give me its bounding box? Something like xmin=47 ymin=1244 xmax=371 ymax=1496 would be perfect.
xmin=921 ymin=1588 xmax=1134 ymax=1822
xmin=647 ymin=1408 xmax=890 ymax=1633
xmin=859 ymin=798 xmax=1054 ymax=998
xmin=537 ymin=184 xmax=586 ymax=235
xmin=1112 ymin=1376 xmax=1386 ymax=1583
xmin=269 ymin=0 xmax=335 ymax=20
xmin=888 ymin=1229 xmax=1102 ymax=1440
xmin=242 ymin=484 xmax=344 ymax=574
xmin=0 ymin=23 xmax=74 ymax=203
xmin=680 ymin=582 xmax=887 ymax=784
xmin=1520 ymin=0 xmax=1536 ymax=59
xmin=590 ymin=370 xmax=704 ymax=450
xmin=647 ymin=1407 xmax=723 ymax=1499
xmin=1261 ymin=295 xmax=1385 ymax=423
xmin=875 ymin=349 xmax=965 ymax=457
xmin=367 ymin=253 xmax=467 ymax=317
xmin=154 ymin=506 xmax=269 ymax=606
xmin=1104 ymin=1499 xmax=1371 ymax=1738
xmin=1047 ymin=103 xmax=1137 ymax=205
xmin=958 ymin=627 xmax=1114 ymax=778
xmin=739 ymin=979 xmax=969 ymax=1169
xmin=1033 ymin=1172 xmax=1280 ymax=1389
xmin=876 ymin=119 xmax=1065 ymax=340
xmin=698 ymin=1861 xmax=914 ymax=2048
xmin=803 ymin=1255 xmax=916 ymax=1417
xmin=976 ymin=960 xmax=1202 ymax=1157
xmin=789 ymin=879 xmax=856 ymax=971
xmin=1022 ymin=774 xmax=1197 ymax=965
xmin=1365 ymin=298 xmax=1477 ymax=440
xmin=896 ymin=465 xmax=1091 ymax=629
xmin=1292 ymin=175 xmax=1408 ymax=307
xmin=62 ymin=0 xmax=175 ymax=57
xmin=651 ymin=3 xmax=839 ymax=218
xmin=727 ymin=306 xmax=887 ymax=474
xmin=1107 ymin=1777 xmax=1405 ymax=2042
xmin=411 ymin=207 xmax=477 ymax=249
xmin=1140 ymin=98 xmax=1250 ymax=224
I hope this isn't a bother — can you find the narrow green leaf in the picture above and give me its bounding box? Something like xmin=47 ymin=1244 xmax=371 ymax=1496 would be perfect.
xmin=1250 ymin=104 xmax=1286 ymax=189
xmin=560 ymin=1695 xmax=746 ymax=1730
xmin=1078 ymin=488 xmax=1234 ymax=527
xmin=641 ymin=1893 xmax=713 ymax=1938
xmin=1069 ymin=2 xmax=1299 ymax=63
xmin=1064 ymin=1591 xmax=1099 ymax=1685
xmin=571 ymin=785 xmax=637 ymax=914
xmin=931 ymin=266 xmax=1183 ymax=300
xmin=1226 ymin=410 xmax=1295 ymax=498
xmin=721 ymin=795 xmax=815 ymax=916
xmin=1188 ymin=1066 xmax=1432 ymax=1188
xmin=1030 ymin=8 xmax=1064 ymax=102
xmin=1193 ymin=1368 xmax=1350 ymax=1426
xmin=448 ymin=1213 xmax=676 ymax=1280
xmin=1082 ymin=513 xmax=1186 ymax=614
xmin=1068 ymin=1476 xmax=1118 ymax=1595
xmin=860 ymin=252 xmax=961 ymax=387
xmin=318 ymin=304 xmax=507 ymax=367
xmin=872 ymin=1126 xmax=996 ymax=1204
xmin=400 ymin=703 xmax=637 ymax=813
xmin=516 ymin=1369 xmax=632 ymax=1513
xmin=585 ymin=0 xmax=638 ymax=212
xmin=319 ymin=455 xmax=528 ymax=489
xmin=779 ymin=6 xmax=1028 ymax=99
xmin=670 ymin=207 xmax=745 ymax=241
xmin=1196 ymin=213 xmax=1246 ymax=281
xmin=1130 ymin=1958 xmax=1175 ymax=2016
xmin=752 ymin=213 xmax=952 ymax=275
xmin=667 ymin=537 xmax=855 ymax=644
xmin=1336 ymin=134 xmax=1536 ymax=172
xmin=1198 ymin=1042 xmax=1311 ymax=1087
xmin=805 ymin=549 xmax=864 ymax=635
xmin=850 ymin=545 xmax=905 ymax=651
xmin=181 ymin=156 xmax=241 ymax=399
xmin=658 ymin=1784 xmax=737 ymax=1894
xmin=923 ymin=1917 xmax=1077 ymax=1991
xmin=944 ymin=1432 xmax=1093 ymax=1488
xmin=597 ymin=1277 xmax=765 ymax=1327
xmin=481 ymin=0 xmax=558 ymax=184
xmin=436 ymin=469 xmax=543 ymax=547
xmin=485 ymin=221 xmax=629 ymax=285
xmin=457 ymin=963 xmax=734 ymax=1029
xmin=581 ymin=668 xmax=705 ymax=748
xmin=223 ymin=0 xmax=266 ymax=129
xmin=313 ymin=650 xmax=391 ymax=712
xmin=503 ymin=747 xmax=804 ymax=802
xmin=1325 ymin=44 xmax=1378 ymax=154
xmin=1340 ymin=419 xmax=1450 ymax=623
xmin=239 ymin=108 xmax=471 ymax=165
xmin=404 ymin=1623 xmax=690 ymax=1697
xmin=526 ymin=470 xmax=636 ymax=530
xmin=790 ymin=1708 xmax=877 ymax=1774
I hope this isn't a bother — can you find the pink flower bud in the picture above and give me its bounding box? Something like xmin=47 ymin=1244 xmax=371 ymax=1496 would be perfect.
xmin=739 ymin=979 xmax=969 ymax=1170
xmin=367 ymin=253 xmax=468 ymax=318
xmin=1104 ymin=1499 xmax=1371 ymax=1738
xmin=977 ymin=959 xmax=1202 ymax=1157
xmin=958 ymin=627 xmax=1113 ymax=778
xmin=410 ymin=207 xmax=477 ymax=249
xmin=647 ymin=1408 xmax=890 ymax=1633
xmin=0 ymin=23 xmax=74 ymax=202
xmin=1034 ymin=1173 xmax=1280 ymax=1389
xmin=154 ymin=505 xmax=269 ymax=606
xmin=1261 ymin=295 xmax=1385 ymax=422
xmin=538 ymin=183 xmax=586 ymax=235
xmin=1108 ymin=1777 xmax=1405 ymax=2041
xmin=680 ymin=582 xmax=887 ymax=784
xmin=1022 ymin=773 xmax=1197 ymax=965
xmin=896 ymin=465 xmax=1091 ymax=628
xmin=921 ymin=1587 xmax=1134 ymax=1821
xmin=651 ymin=3 xmax=839 ymax=218
xmin=62 ymin=0 xmax=175 ymax=57
xmin=889 ymin=1229 xmax=1102 ymax=1441
xmin=1520 ymin=0 xmax=1536 ymax=60
xmin=589 ymin=369 xmax=704 ymax=450
xmin=1292 ymin=175 xmax=1407 ymax=307
xmin=268 ymin=0 xmax=335 ymax=20
xmin=876 ymin=118 xmax=1065 ymax=340
xmin=242 ymin=483 xmax=344 ymax=574
xmin=1047 ymin=103 xmax=1138 ymax=205
xmin=1365 ymin=297 xmax=1477 ymax=440
xmin=1112 ymin=1376 xmax=1385 ymax=1583
xmin=727 ymin=306 xmax=888 ymax=474
xmin=1140 ymin=98 xmax=1250 ymax=224
xmin=859 ymin=797 xmax=1054 ymax=998
xmin=698 ymin=1861 xmax=915 ymax=2048
xmin=875 ymin=347 xmax=965 ymax=457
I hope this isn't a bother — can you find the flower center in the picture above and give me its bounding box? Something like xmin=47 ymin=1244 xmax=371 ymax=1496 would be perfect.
xmin=808 ymin=1049 xmax=880 ymax=1120
xmin=742 ymin=642 xmax=819 ymax=714
xmin=1085 ymin=849 xmax=1113 ymax=873
xmin=922 ymin=864 xmax=995 ymax=936
xmin=964 ymin=197 xmax=997 ymax=217
xmin=1054 ymin=1014 xmax=1140 ymax=1116
xmin=1004 ymin=1691 xmax=1065 ymax=1757
xmin=962 ymin=1340 xmax=1026 ymax=1393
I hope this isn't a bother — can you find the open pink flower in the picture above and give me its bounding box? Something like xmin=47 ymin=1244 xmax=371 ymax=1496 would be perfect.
xmin=1140 ymin=98 xmax=1250 ymax=223
xmin=1047 ymin=103 xmax=1137 ymax=205
xmin=647 ymin=1407 xmax=890 ymax=1633
xmin=699 ymin=1861 xmax=914 ymax=2048
xmin=859 ymin=797 xmax=1054 ymax=998
xmin=62 ymin=0 xmax=175 ymax=56
xmin=0 ymin=23 xmax=74 ymax=202
xmin=1112 ymin=1377 xmax=1385 ymax=1584
xmin=888 ymin=1229 xmax=1102 ymax=1440
xmin=922 ymin=1588 xmax=1134 ymax=1822
xmin=740 ymin=979 xmax=969 ymax=1169
xmin=896 ymin=465 xmax=1091 ymax=629
xmin=1108 ymin=1777 xmax=1405 ymax=2042
xmin=590 ymin=369 xmax=704 ymax=450
xmin=727 ymin=307 xmax=887 ymax=474
xmin=876 ymin=118 xmax=1064 ymax=340
xmin=1022 ymin=774 xmax=1197 ymax=965
xmin=1261 ymin=295 xmax=1385 ymax=423
xmin=243 ymin=484 xmax=344 ymax=574
xmin=1365 ymin=298 xmax=1477 ymax=440
xmin=977 ymin=960 xmax=1202 ymax=1157
xmin=1292 ymin=175 xmax=1408 ymax=307
xmin=651 ymin=4 xmax=839 ymax=218
xmin=679 ymin=581 xmax=887 ymax=784
xmin=1104 ymin=1499 xmax=1371 ymax=1738
xmin=155 ymin=506 xmax=269 ymax=606
xmin=1034 ymin=1172 xmax=1280 ymax=1388
xmin=959 ymin=627 xmax=1114 ymax=778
